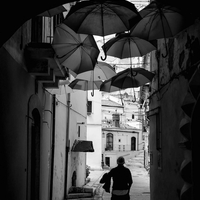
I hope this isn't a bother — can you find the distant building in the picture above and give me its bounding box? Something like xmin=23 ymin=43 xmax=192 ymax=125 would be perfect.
xmin=101 ymin=95 xmax=144 ymax=168
xmin=86 ymin=91 xmax=102 ymax=170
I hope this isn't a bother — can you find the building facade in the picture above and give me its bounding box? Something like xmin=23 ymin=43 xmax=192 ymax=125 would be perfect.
xmin=101 ymin=94 xmax=144 ymax=168
xmin=1 ymin=4 xmax=91 ymax=200
xmin=86 ymin=90 xmax=102 ymax=170
xmin=148 ymin=19 xmax=200 ymax=200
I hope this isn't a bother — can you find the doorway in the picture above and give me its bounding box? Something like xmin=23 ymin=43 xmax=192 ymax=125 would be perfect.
xmin=30 ymin=108 xmax=41 ymax=200
xmin=105 ymin=157 xmax=110 ymax=167
xmin=131 ymin=137 xmax=136 ymax=150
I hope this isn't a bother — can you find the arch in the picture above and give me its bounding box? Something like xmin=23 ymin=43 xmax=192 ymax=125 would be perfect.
xmin=27 ymin=94 xmax=42 ymax=200
xmin=30 ymin=108 xmax=41 ymax=200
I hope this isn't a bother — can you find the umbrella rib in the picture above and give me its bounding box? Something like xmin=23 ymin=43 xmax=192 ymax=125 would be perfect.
xmin=58 ymin=25 xmax=82 ymax=44
xmin=56 ymin=46 xmax=79 ymax=59
xmin=130 ymin=37 xmax=142 ymax=56
xmin=121 ymin=37 xmax=128 ymax=59
xmin=147 ymin=12 xmax=159 ymax=40
xmin=105 ymin=4 xmax=128 ymax=30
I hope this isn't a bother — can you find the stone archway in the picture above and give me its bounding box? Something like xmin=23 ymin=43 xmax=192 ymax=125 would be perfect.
xmin=27 ymin=94 xmax=42 ymax=200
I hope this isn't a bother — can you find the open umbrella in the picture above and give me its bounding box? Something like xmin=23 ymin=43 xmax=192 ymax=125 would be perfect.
xmin=52 ymin=23 xmax=100 ymax=74
xmin=130 ymin=1 xmax=187 ymax=57
xmin=68 ymin=79 xmax=102 ymax=95
xmin=63 ymin=0 xmax=141 ymax=60
xmin=100 ymin=80 xmax=122 ymax=93
xmin=102 ymin=32 xmax=156 ymax=60
xmin=100 ymin=67 xmax=155 ymax=92
xmin=75 ymin=61 xmax=116 ymax=81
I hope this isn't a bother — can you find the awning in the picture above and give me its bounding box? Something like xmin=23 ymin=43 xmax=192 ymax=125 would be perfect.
xmin=71 ymin=140 xmax=94 ymax=152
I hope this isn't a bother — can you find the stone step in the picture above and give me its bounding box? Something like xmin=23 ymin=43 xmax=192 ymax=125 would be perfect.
xmin=69 ymin=186 xmax=95 ymax=193
xmin=67 ymin=192 xmax=92 ymax=199
xmin=67 ymin=186 xmax=97 ymax=199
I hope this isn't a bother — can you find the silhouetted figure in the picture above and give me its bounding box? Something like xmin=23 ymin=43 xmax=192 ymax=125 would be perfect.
xmin=100 ymin=156 xmax=133 ymax=200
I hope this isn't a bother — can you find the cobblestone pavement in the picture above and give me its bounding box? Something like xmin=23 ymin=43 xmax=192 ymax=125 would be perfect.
xmin=90 ymin=150 xmax=150 ymax=200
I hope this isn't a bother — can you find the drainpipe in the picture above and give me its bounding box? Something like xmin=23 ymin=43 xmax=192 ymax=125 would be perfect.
xmin=50 ymin=94 xmax=56 ymax=200
xmin=64 ymin=92 xmax=71 ymax=199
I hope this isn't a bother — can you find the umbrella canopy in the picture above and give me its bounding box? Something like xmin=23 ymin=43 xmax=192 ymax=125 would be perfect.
xmin=130 ymin=1 xmax=186 ymax=40
xmin=75 ymin=61 xmax=116 ymax=81
xmin=68 ymin=79 xmax=102 ymax=91
xmin=63 ymin=0 xmax=141 ymax=60
xmin=100 ymin=67 xmax=155 ymax=92
xmin=102 ymin=32 xmax=156 ymax=59
xmin=63 ymin=0 xmax=141 ymax=37
xmin=38 ymin=5 xmax=67 ymax=17
xmin=100 ymin=80 xmax=122 ymax=93
xmin=52 ymin=23 xmax=100 ymax=74
xmin=130 ymin=1 xmax=187 ymax=57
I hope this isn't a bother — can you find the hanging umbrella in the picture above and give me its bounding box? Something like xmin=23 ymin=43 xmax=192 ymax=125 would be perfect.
xmin=130 ymin=1 xmax=187 ymax=57
xmin=100 ymin=67 xmax=155 ymax=92
xmin=38 ymin=5 xmax=67 ymax=17
xmin=100 ymin=80 xmax=122 ymax=93
xmin=102 ymin=32 xmax=156 ymax=60
xmin=68 ymin=79 xmax=102 ymax=96
xmin=63 ymin=0 xmax=141 ymax=60
xmin=52 ymin=23 xmax=100 ymax=74
xmin=75 ymin=61 xmax=116 ymax=81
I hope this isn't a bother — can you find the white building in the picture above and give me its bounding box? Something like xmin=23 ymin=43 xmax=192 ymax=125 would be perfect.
xmin=102 ymin=127 xmax=142 ymax=167
xmin=51 ymin=82 xmax=94 ymax=195
xmin=101 ymin=95 xmax=144 ymax=168
xmin=86 ymin=90 xmax=102 ymax=170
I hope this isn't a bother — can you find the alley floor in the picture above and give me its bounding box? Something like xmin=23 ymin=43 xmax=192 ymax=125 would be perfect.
xmin=85 ymin=150 xmax=150 ymax=200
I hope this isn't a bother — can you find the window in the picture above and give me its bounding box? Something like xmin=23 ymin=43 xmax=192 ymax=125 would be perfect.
xmin=77 ymin=126 xmax=80 ymax=137
xmin=31 ymin=14 xmax=64 ymax=43
xmin=31 ymin=16 xmax=43 ymax=43
xmin=87 ymin=101 xmax=92 ymax=114
xmin=106 ymin=133 xmax=113 ymax=151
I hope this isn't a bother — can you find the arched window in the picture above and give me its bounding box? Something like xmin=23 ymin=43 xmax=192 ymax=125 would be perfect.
xmin=106 ymin=133 xmax=113 ymax=151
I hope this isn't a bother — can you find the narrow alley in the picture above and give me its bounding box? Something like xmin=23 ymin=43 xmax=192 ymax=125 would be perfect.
xmin=2 ymin=1 xmax=200 ymax=200
xmin=85 ymin=150 xmax=149 ymax=200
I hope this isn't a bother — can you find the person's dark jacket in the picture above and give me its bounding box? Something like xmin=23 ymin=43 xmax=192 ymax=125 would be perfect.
xmin=108 ymin=165 xmax=133 ymax=190
xmin=100 ymin=173 xmax=111 ymax=193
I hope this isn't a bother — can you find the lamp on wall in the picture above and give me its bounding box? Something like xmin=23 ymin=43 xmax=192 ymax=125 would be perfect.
xmin=77 ymin=122 xmax=85 ymax=124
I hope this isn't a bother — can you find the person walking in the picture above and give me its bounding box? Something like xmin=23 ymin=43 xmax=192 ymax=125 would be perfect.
xmin=100 ymin=156 xmax=133 ymax=200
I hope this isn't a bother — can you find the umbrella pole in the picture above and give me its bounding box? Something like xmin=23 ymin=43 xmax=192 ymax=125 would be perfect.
xmin=91 ymin=71 xmax=94 ymax=96
xmin=129 ymin=39 xmax=132 ymax=68
xmin=100 ymin=4 xmax=107 ymax=61
xmin=101 ymin=36 xmax=107 ymax=61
